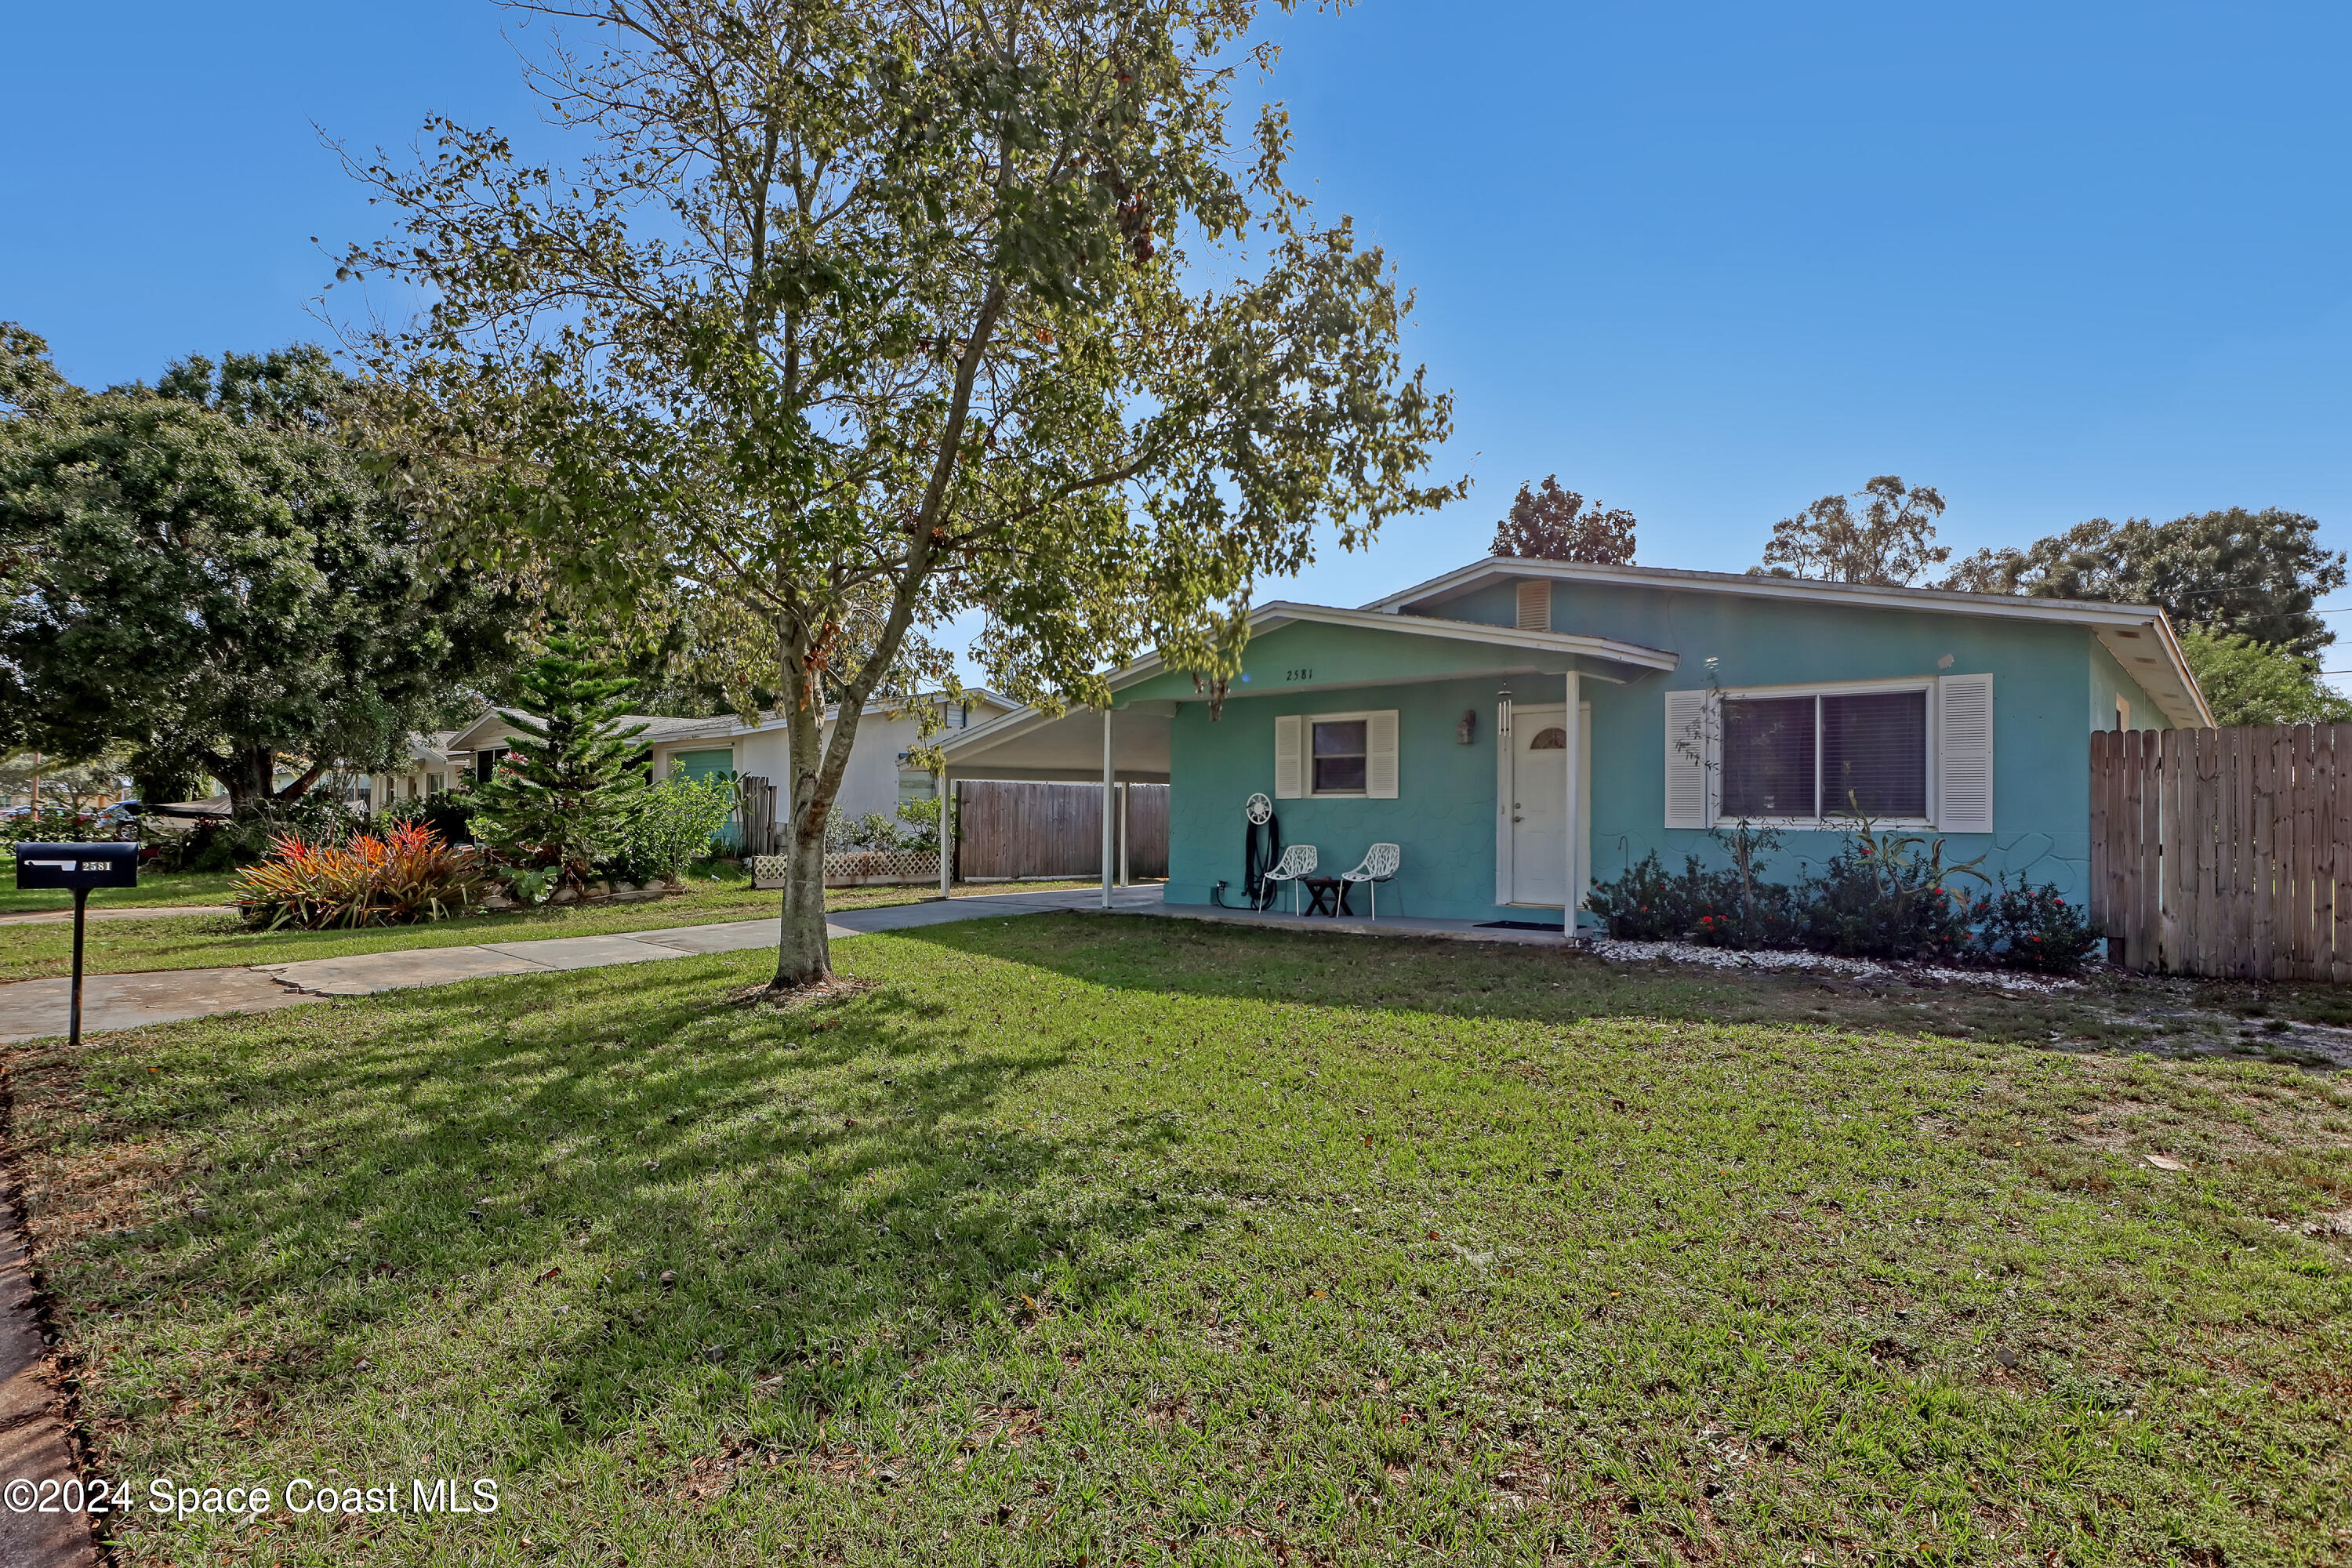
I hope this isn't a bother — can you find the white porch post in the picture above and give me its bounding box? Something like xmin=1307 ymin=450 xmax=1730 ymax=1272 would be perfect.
xmin=1118 ymin=782 xmax=1131 ymax=886
xmin=937 ymin=768 xmax=951 ymax=899
xmin=1101 ymin=708 xmax=1116 ymax=909
xmin=1561 ymin=670 xmax=1583 ymax=931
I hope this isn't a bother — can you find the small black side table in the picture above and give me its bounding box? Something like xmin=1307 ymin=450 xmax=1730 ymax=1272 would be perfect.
xmin=1301 ymin=876 xmax=1353 ymax=917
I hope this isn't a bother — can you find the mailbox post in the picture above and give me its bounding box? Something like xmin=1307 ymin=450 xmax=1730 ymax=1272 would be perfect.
xmin=13 ymin=843 xmax=139 ymax=1050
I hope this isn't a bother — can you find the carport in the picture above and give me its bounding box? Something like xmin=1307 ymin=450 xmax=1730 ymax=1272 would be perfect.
xmin=934 ymin=700 xmax=1174 ymax=907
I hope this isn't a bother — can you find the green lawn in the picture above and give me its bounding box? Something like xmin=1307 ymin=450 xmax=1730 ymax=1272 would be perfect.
xmin=9 ymin=916 xmax=2347 ymax=1565
xmin=0 ymin=874 xmax=1103 ymax=982
xmin=0 ymin=861 xmax=243 ymax=914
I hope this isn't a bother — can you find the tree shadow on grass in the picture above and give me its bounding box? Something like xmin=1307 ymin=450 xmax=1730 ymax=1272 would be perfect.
xmin=894 ymin=911 xmax=2151 ymax=1051
xmin=19 ymin=950 xmax=1190 ymax=1482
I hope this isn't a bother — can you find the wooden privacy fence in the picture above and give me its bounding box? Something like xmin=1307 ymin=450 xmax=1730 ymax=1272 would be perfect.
xmin=953 ymin=780 xmax=1168 ymax=881
xmin=2090 ymin=724 xmax=2352 ymax=979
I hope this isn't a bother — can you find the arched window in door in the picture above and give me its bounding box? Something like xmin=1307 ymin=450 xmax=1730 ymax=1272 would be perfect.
xmin=1527 ymin=727 xmax=1569 ymax=750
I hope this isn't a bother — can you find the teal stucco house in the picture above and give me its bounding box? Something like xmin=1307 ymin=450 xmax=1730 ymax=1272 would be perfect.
xmin=939 ymin=558 xmax=2212 ymax=925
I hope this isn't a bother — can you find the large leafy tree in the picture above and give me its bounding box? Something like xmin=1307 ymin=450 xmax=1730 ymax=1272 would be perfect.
xmin=1752 ymin=475 xmax=1949 ymax=586
xmin=343 ymin=0 xmax=1460 ymax=989
xmin=1490 ymin=475 xmax=1635 ymax=564
xmin=0 ymin=328 xmax=516 ymax=808
xmin=2176 ymin=630 xmax=2352 ymax=728
xmin=1942 ymin=508 xmax=2346 ymax=663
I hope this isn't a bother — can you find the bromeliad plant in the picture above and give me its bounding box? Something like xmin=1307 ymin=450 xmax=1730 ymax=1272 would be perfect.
xmin=232 ymin=822 xmax=485 ymax=930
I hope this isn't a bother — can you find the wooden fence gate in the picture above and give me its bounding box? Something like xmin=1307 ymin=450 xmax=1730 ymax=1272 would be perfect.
xmin=953 ymin=780 xmax=1169 ymax=881
xmin=2089 ymin=724 xmax=2352 ymax=979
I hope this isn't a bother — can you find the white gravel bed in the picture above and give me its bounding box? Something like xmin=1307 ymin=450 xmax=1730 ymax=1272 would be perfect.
xmin=1581 ymin=936 xmax=2082 ymax=993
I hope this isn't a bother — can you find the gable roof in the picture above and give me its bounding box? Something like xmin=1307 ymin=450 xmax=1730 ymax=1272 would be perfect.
xmin=1368 ymin=557 xmax=2214 ymax=728
xmin=1087 ymin=600 xmax=1678 ymax=697
xmin=441 ymin=690 xmax=1014 ymax=756
xmin=935 ymin=600 xmax=1678 ymax=776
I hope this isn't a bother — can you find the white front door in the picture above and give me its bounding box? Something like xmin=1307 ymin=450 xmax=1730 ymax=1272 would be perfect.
xmin=1509 ymin=704 xmax=1569 ymax=906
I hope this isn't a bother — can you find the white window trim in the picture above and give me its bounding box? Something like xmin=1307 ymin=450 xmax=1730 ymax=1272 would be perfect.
xmin=1710 ymin=677 xmax=1938 ymax=829
xmin=1305 ymin=709 xmax=1381 ymax=797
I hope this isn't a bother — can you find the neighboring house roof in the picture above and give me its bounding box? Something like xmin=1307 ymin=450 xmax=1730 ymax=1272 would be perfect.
xmin=432 ymin=691 xmax=1011 ymax=760
xmin=1367 ymin=557 xmax=2214 ymax=728
xmin=441 ymin=710 xmax=734 ymax=754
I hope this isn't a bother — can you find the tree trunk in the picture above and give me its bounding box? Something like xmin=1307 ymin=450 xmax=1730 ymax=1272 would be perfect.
xmin=769 ymin=639 xmax=835 ymax=989
xmin=773 ymin=798 xmax=833 ymax=987
xmin=217 ymin=746 xmax=278 ymax=812
xmin=270 ymin=761 xmax=327 ymax=807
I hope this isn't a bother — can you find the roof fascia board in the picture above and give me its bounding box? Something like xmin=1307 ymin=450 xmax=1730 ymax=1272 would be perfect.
xmin=1094 ymin=601 xmax=1676 ymax=696
xmin=940 ymin=602 xmax=1673 ymax=757
xmin=1367 ymin=556 xmax=2212 ymax=722
xmin=1367 ymin=556 xmax=2171 ymax=626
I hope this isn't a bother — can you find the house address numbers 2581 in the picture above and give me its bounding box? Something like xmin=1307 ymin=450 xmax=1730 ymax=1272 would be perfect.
xmin=1283 ymin=667 xmax=1313 ymax=682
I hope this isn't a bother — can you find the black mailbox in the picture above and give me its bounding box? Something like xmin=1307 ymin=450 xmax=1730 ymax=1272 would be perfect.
xmin=13 ymin=842 xmax=141 ymax=891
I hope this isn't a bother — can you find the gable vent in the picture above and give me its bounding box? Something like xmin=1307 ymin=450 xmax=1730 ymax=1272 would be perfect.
xmin=1515 ymin=580 xmax=1550 ymax=631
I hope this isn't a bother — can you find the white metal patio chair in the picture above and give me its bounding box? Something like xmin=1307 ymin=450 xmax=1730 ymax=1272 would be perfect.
xmin=1341 ymin=842 xmax=1401 ymax=920
xmin=1261 ymin=844 xmax=1319 ymax=916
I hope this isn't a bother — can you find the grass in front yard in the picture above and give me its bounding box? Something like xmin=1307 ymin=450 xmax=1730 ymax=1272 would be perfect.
xmin=10 ymin=917 xmax=2349 ymax=1565
xmin=0 ymin=862 xmax=243 ymax=914
xmin=0 ymin=874 xmax=1106 ymax=982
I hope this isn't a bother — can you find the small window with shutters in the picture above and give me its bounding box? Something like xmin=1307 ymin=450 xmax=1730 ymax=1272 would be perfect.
xmin=1279 ymin=710 xmax=1399 ymax=799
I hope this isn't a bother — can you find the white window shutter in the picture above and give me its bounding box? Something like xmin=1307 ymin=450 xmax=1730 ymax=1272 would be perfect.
xmin=1663 ymin=689 xmax=1710 ymax=828
xmin=1274 ymin=713 xmax=1304 ymax=798
xmin=1366 ymin=710 xmax=1399 ymax=798
xmin=1515 ymin=580 xmax=1550 ymax=631
xmin=1937 ymin=673 xmax=1994 ymax=832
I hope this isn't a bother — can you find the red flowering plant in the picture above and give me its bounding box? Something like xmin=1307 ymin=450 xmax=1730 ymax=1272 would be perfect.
xmin=1972 ymin=873 xmax=2103 ymax=973
xmin=1796 ymin=804 xmax=1987 ymax=961
xmin=232 ymin=822 xmax=486 ymax=930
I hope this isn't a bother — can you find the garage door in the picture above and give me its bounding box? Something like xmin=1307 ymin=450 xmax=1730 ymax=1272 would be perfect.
xmin=670 ymin=749 xmax=741 ymax=849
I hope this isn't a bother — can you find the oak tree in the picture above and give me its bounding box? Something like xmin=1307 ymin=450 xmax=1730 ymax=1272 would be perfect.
xmin=0 ymin=329 xmax=514 ymax=810
xmin=1942 ymin=508 xmax=2345 ymax=662
xmin=1489 ymin=476 xmax=1635 ymax=564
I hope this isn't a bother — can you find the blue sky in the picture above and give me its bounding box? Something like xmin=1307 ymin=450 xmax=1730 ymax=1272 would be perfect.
xmin=7 ymin=2 xmax=2351 ymax=674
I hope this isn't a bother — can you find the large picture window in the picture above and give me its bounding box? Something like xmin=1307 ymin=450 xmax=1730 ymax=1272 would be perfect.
xmin=1720 ymin=688 xmax=1929 ymax=820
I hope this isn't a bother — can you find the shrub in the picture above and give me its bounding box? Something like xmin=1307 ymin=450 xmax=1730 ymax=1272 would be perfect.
xmin=1588 ymin=851 xmax=1793 ymax=946
xmin=1796 ymin=818 xmax=1983 ymax=962
xmin=6 ymin=804 xmax=111 ymax=842
xmin=824 ymin=808 xmax=913 ymax=852
xmin=892 ymin=793 xmax=949 ymax=851
xmin=231 ymin=822 xmax=486 ymax=929
xmin=379 ymin=791 xmax=479 ymax=845
xmin=619 ymin=770 xmax=740 ymax=884
xmin=1685 ymin=877 xmax=1799 ymax=950
xmin=154 ymin=793 xmax=365 ymax=873
xmin=1973 ymin=874 xmax=2103 ymax=972
xmin=1586 ymin=851 xmax=1692 ymax=939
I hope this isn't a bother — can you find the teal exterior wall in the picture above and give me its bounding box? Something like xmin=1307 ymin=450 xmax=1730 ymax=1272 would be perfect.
xmin=2089 ymin=641 xmax=2164 ymax=733
xmin=1163 ymin=671 xmax=1537 ymax=920
xmin=1142 ymin=575 xmax=2183 ymax=917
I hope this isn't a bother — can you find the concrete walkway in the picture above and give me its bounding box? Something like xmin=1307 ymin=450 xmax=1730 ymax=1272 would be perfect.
xmin=0 ymin=884 xmax=1167 ymax=1043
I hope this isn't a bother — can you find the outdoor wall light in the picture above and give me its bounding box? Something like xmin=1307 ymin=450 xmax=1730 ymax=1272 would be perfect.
xmin=1457 ymin=709 xmax=1478 ymax=745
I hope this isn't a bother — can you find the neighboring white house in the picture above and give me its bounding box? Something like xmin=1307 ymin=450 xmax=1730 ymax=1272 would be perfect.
xmin=363 ymin=692 xmax=1015 ymax=822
